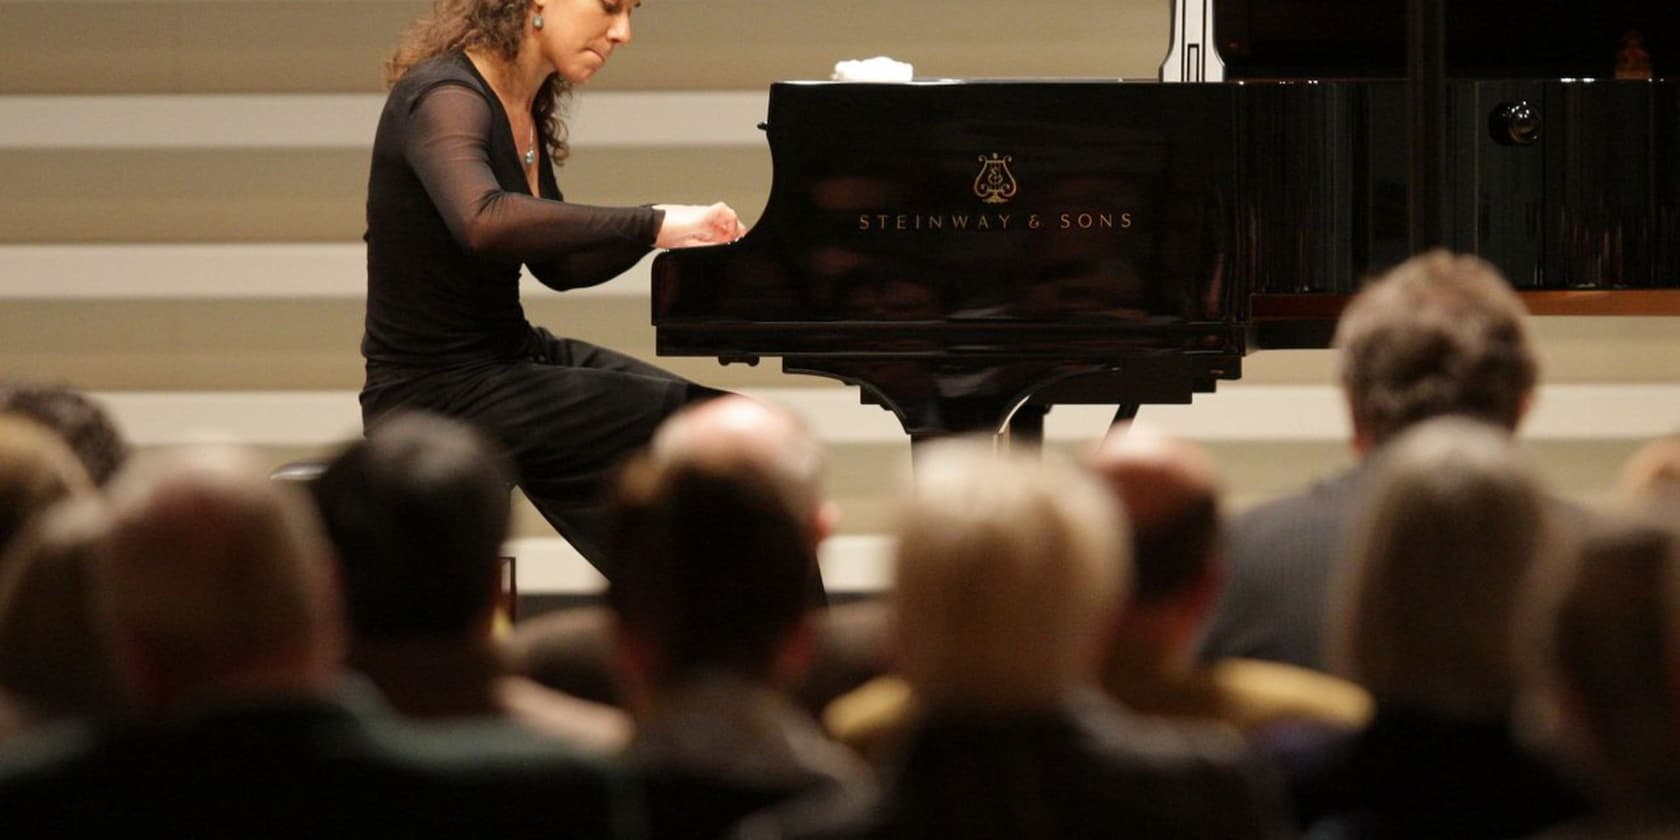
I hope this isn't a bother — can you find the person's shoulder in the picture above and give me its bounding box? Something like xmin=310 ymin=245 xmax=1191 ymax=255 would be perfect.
xmin=396 ymin=52 xmax=474 ymax=84
xmin=1237 ymin=466 xmax=1365 ymax=521
xmin=390 ymin=52 xmax=486 ymax=108
xmin=1204 ymin=657 xmax=1373 ymax=731
xmin=367 ymin=716 xmax=638 ymax=833
xmin=1069 ymin=697 xmax=1294 ymax=837
xmin=1053 ymin=691 xmax=1251 ymax=781
xmin=374 ymin=713 xmax=607 ymax=770
xmin=0 ymin=719 xmax=99 ymax=783
xmin=1229 ymin=466 xmax=1366 ymax=549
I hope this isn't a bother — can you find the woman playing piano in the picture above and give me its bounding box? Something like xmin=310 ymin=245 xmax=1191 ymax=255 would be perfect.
xmin=361 ymin=0 xmax=743 ymax=577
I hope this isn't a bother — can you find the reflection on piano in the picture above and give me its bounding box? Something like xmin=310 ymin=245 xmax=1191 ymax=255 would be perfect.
xmin=653 ymin=0 xmax=1680 ymax=445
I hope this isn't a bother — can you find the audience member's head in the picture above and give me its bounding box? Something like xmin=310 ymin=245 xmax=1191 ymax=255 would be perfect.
xmin=0 ymin=382 xmax=128 ymax=487
xmin=1088 ymin=423 xmax=1223 ymax=625
xmin=893 ymin=440 xmax=1129 ymax=714
xmin=99 ymin=446 xmax=344 ymax=715
xmin=649 ymin=394 xmax=836 ymax=544
xmin=610 ymin=396 xmax=834 ymax=694
xmin=606 ymin=438 xmax=817 ymax=696
xmin=0 ymin=498 xmax=126 ymax=726
xmin=1618 ymin=433 xmax=1680 ymax=521
xmin=0 ymin=414 xmax=95 ymax=566
xmin=1543 ymin=521 xmax=1680 ymax=817
xmin=1335 ymin=250 xmax=1538 ymax=454
xmin=310 ymin=412 xmax=513 ymax=643
xmin=512 ymin=396 xmax=838 ymax=714
xmin=1332 ymin=416 xmax=1553 ymax=717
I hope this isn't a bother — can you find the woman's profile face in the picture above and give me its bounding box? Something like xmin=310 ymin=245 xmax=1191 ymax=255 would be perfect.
xmin=537 ymin=0 xmax=639 ymax=83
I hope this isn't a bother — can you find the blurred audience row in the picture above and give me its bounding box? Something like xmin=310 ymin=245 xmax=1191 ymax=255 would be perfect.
xmin=0 ymin=250 xmax=1677 ymax=838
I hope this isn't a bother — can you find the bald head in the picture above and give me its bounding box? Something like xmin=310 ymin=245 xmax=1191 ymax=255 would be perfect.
xmin=1089 ymin=423 xmax=1220 ymax=531
xmin=609 ymin=396 xmax=828 ymax=683
xmin=102 ymin=447 xmax=343 ymax=712
xmin=1087 ymin=424 xmax=1223 ymax=606
xmin=650 ymin=395 xmax=828 ymax=529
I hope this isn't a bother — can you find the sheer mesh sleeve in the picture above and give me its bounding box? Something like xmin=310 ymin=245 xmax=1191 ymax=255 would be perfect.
xmin=525 ymin=243 xmax=651 ymax=292
xmin=404 ymin=83 xmax=662 ymax=265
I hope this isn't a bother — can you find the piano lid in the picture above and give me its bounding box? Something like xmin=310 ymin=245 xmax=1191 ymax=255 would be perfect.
xmin=1215 ymin=0 xmax=1678 ymax=80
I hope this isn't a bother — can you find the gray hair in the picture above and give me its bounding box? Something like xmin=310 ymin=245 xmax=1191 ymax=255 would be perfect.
xmin=1336 ymin=250 xmax=1538 ymax=446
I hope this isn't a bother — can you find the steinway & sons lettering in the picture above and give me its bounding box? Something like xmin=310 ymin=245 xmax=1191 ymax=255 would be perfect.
xmin=857 ymin=211 xmax=1134 ymax=232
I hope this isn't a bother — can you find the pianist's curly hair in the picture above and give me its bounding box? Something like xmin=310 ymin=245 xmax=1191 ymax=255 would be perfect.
xmin=386 ymin=0 xmax=572 ymax=166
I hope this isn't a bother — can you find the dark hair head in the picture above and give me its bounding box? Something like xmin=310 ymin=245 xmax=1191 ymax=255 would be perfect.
xmin=386 ymin=0 xmax=572 ymax=165
xmin=606 ymin=452 xmax=816 ymax=683
xmin=1089 ymin=425 xmax=1223 ymax=606
xmin=1335 ymin=250 xmax=1538 ymax=447
xmin=310 ymin=412 xmax=512 ymax=641
xmin=0 ymin=383 xmax=128 ymax=488
xmin=1549 ymin=521 xmax=1680 ymax=808
xmin=0 ymin=499 xmax=126 ymax=723
xmin=1129 ymin=495 xmax=1222 ymax=605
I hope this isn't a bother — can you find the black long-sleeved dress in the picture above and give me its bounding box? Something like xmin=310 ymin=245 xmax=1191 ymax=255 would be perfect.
xmin=361 ymin=52 xmax=718 ymax=575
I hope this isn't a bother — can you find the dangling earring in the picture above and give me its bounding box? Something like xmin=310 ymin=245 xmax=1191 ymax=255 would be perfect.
xmin=533 ymin=12 xmax=544 ymax=29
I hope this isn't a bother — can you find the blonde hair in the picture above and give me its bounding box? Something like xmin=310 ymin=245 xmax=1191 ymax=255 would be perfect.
xmin=892 ymin=440 xmax=1129 ymax=712
xmin=1333 ymin=416 xmax=1553 ymax=716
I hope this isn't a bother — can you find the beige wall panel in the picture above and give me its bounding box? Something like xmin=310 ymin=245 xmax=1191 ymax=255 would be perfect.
xmin=0 ymin=300 xmax=364 ymax=389
xmin=616 ymin=0 xmax=1168 ymax=88
xmin=3 ymin=1 xmax=1166 ymax=94
xmin=0 ymin=2 xmax=421 ymax=94
xmin=0 ymin=297 xmax=820 ymax=390
xmin=1241 ymin=313 xmax=1680 ymax=385
xmin=1242 ymin=316 xmax=1680 ymax=386
xmin=560 ymin=147 xmax=772 ymax=219
xmin=1528 ymin=317 xmax=1680 ymax=383
xmin=0 ymin=150 xmax=369 ymax=243
xmin=509 ymin=440 xmax=915 ymax=539
xmin=0 ymin=148 xmax=769 ymax=242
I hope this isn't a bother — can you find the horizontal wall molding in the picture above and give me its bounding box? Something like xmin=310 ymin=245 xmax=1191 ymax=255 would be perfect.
xmin=0 ymin=243 xmax=649 ymax=299
xmin=0 ymin=91 xmax=769 ymax=150
xmin=91 ymin=384 xmax=1680 ymax=450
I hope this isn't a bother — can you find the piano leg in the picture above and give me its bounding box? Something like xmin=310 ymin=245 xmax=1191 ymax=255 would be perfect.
xmin=1007 ymin=404 xmax=1049 ymax=454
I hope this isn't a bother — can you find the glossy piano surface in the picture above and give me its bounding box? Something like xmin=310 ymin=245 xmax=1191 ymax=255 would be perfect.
xmin=657 ymin=82 xmax=1242 ymax=346
xmin=653 ymin=75 xmax=1680 ymax=437
xmin=654 ymin=81 xmax=1253 ymax=437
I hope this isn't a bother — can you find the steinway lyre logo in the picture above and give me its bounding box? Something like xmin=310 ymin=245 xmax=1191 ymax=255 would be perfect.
xmin=973 ymin=153 xmax=1018 ymax=205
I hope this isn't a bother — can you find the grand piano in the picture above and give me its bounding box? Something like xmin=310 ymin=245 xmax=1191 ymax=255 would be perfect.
xmin=652 ymin=0 xmax=1680 ymax=445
